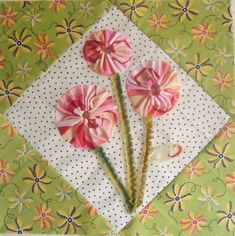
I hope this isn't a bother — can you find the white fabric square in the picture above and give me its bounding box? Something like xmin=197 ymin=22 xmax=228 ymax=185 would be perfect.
xmin=6 ymin=7 xmax=229 ymax=231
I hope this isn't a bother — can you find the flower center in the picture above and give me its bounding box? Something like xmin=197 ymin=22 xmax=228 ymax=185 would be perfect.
xmin=196 ymin=64 xmax=201 ymax=70
xmin=182 ymin=7 xmax=188 ymax=12
xmin=18 ymin=198 xmax=24 ymax=204
xmin=67 ymin=217 xmax=73 ymax=223
xmin=218 ymin=153 xmax=223 ymax=159
xmin=151 ymin=83 xmax=161 ymax=96
xmin=102 ymin=44 xmax=114 ymax=54
xmin=4 ymin=89 xmax=10 ymax=95
xmin=17 ymin=41 xmax=22 ymax=46
xmin=41 ymin=212 xmax=46 ymax=218
xmin=174 ymin=48 xmax=179 ymax=53
xmin=42 ymin=45 xmax=47 ymax=50
xmin=34 ymin=177 xmax=40 ymax=183
xmin=131 ymin=5 xmax=136 ymax=11
xmin=175 ymin=196 xmax=181 ymax=201
xmin=192 ymin=220 xmax=198 ymax=225
xmin=5 ymin=15 xmax=10 ymax=19
xmin=228 ymin=213 xmax=232 ymax=219
xmin=67 ymin=28 xmax=72 ymax=33
xmin=82 ymin=111 xmax=89 ymax=119
xmin=202 ymin=30 xmax=207 ymax=35
xmin=206 ymin=197 xmax=211 ymax=201
xmin=156 ymin=20 xmax=161 ymax=25
xmin=17 ymin=229 xmax=23 ymax=234
xmin=0 ymin=168 xmax=5 ymax=174
xmin=223 ymin=127 xmax=228 ymax=131
xmin=143 ymin=209 xmax=148 ymax=214
xmin=191 ymin=167 xmax=195 ymax=171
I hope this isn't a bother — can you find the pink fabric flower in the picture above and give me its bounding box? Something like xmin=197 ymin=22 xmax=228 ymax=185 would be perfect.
xmin=55 ymin=85 xmax=118 ymax=150
xmin=83 ymin=29 xmax=133 ymax=75
xmin=126 ymin=60 xmax=181 ymax=117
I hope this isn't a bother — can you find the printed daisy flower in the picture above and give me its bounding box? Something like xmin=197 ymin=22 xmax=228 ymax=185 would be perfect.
xmin=34 ymin=204 xmax=54 ymax=229
xmin=206 ymin=143 xmax=233 ymax=168
xmin=83 ymin=29 xmax=133 ymax=75
xmin=214 ymin=47 xmax=231 ymax=66
xmin=8 ymin=28 xmax=32 ymax=57
xmin=164 ymin=183 xmax=191 ymax=212
xmin=137 ymin=203 xmax=158 ymax=224
xmin=120 ymin=0 xmax=148 ymax=22
xmin=186 ymin=53 xmax=213 ymax=81
xmin=34 ymin=33 xmax=55 ymax=60
xmin=0 ymin=6 xmax=17 ymax=28
xmin=0 ymin=160 xmax=14 ymax=184
xmin=84 ymin=201 xmax=99 ymax=216
xmin=9 ymin=190 xmax=32 ymax=212
xmin=148 ymin=13 xmax=169 ymax=32
xmin=56 ymin=18 xmax=84 ymax=44
xmin=192 ymin=23 xmax=217 ymax=44
xmin=15 ymin=62 xmax=32 ymax=79
xmin=78 ymin=1 xmax=94 ymax=18
xmin=0 ymin=118 xmax=19 ymax=137
xmin=180 ymin=212 xmax=207 ymax=233
xmin=0 ymin=80 xmax=22 ymax=106
xmin=57 ymin=207 xmax=81 ymax=234
xmin=49 ymin=0 xmax=66 ymax=12
xmin=0 ymin=53 xmax=4 ymax=69
xmin=55 ymin=182 xmax=73 ymax=202
xmin=16 ymin=143 xmax=36 ymax=162
xmin=197 ymin=187 xmax=217 ymax=211
xmin=184 ymin=159 xmax=205 ymax=180
xmin=203 ymin=0 xmax=221 ymax=12
xmin=165 ymin=39 xmax=185 ymax=62
xmin=213 ymin=72 xmax=233 ymax=92
xmin=222 ymin=7 xmax=233 ymax=33
xmin=217 ymin=120 xmax=235 ymax=140
xmin=168 ymin=0 xmax=198 ymax=22
xmin=55 ymin=84 xmax=118 ymax=150
xmin=6 ymin=218 xmax=32 ymax=234
xmin=23 ymin=164 xmax=51 ymax=193
xmin=217 ymin=201 xmax=235 ymax=231
xmin=126 ymin=60 xmax=181 ymax=117
xmin=23 ymin=9 xmax=41 ymax=27
xmin=225 ymin=172 xmax=235 ymax=192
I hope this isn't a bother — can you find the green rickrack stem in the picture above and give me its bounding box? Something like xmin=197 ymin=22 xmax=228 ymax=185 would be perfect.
xmin=110 ymin=74 xmax=137 ymax=207
xmin=136 ymin=116 xmax=154 ymax=208
xmin=95 ymin=147 xmax=133 ymax=212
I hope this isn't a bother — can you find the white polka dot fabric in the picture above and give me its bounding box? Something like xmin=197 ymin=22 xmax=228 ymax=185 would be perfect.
xmin=6 ymin=7 xmax=229 ymax=231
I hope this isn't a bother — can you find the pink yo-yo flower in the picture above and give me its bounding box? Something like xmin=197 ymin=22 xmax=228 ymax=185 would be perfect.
xmin=126 ymin=60 xmax=181 ymax=117
xmin=83 ymin=29 xmax=133 ymax=75
xmin=55 ymin=85 xmax=118 ymax=149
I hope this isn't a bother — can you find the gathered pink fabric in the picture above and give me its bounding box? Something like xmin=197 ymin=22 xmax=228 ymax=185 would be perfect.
xmin=126 ymin=60 xmax=181 ymax=117
xmin=55 ymin=85 xmax=118 ymax=150
xmin=83 ymin=29 xmax=133 ymax=75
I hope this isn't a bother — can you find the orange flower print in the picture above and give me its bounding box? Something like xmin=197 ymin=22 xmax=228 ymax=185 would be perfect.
xmin=137 ymin=203 xmax=158 ymax=224
xmin=0 ymin=53 xmax=4 ymax=69
xmin=0 ymin=7 xmax=17 ymax=28
xmin=148 ymin=13 xmax=169 ymax=32
xmin=213 ymin=72 xmax=233 ymax=92
xmin=34 ymin=204 xmax=54 ymax=229
xmin=49 ymin=0 xmax=66 ymax=12
xmin=184 ymin=160 xmax=204 ymax=180
xmin=0 ymin=119 xmax=19 ymax=137
xmin=34 ymin=34 xmax=55 ymax=60
xmin=181 ymin=212 xmax=207 ymax=234
xmin=192 ymin=23 xmax=217 ymax=44
xmin=216 ymin=120 xmax=235 ymax=140
xmin=225 ymin=172 xmax=235 ymax=192
xmin=84 ymin=201 xmax=99 ymax=216
xmin=0 ymin=160 xmax=14 ymax=184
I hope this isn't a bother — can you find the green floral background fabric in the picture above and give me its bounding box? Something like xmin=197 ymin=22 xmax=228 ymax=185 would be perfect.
xmin=0 ymin=0 xmax=234 ymax=235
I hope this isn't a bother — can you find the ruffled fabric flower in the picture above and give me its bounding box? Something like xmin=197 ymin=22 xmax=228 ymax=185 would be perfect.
xmin=83 ymin=30 xmax=133 ymax=75
xmin=126 ymin=60 xmax=181 ymax=117
xmin=55 ymin=85 xmax=118 ymax=150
